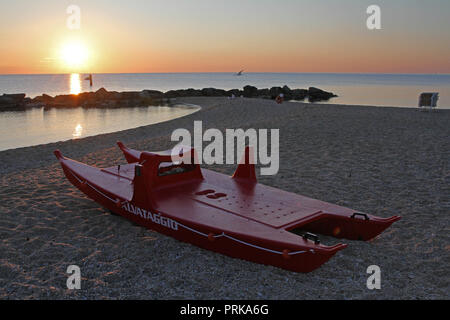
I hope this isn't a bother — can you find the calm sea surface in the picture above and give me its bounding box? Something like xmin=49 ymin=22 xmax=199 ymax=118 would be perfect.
xmin=1 ymin=73 xmax=449 ymax=151
xmin=1 ymin=72 xmax=450 ymax=108
xmin=0 ymin=105 xmax=199 ymax=151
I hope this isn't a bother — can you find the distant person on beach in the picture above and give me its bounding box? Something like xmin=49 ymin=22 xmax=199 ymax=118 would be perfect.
xmin=276 ymin=93 xmax=284 ymax=104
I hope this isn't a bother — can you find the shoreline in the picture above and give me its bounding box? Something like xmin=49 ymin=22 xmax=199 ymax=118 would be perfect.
xmin=1 ymin=99 xmax=446 ymax=155
xmin=1 ymin=97 xmax=449 ymax=299
xmin=0 ymin=103 xmax=201 ymax=153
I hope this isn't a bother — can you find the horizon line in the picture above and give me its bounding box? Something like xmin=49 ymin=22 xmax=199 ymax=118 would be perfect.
xmin=1 ymin=71 xmax=450 ymax=76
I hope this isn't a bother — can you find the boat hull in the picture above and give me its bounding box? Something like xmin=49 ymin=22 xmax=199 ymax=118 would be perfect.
xmin=55 ymin=143 xmax=400 ymax=273
xmin=57 ymin=157 xmax=344 ymax=273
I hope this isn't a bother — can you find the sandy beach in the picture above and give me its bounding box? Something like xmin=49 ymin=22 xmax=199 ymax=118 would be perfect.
xmin=0 ymin=97 xmax=448 ymax=299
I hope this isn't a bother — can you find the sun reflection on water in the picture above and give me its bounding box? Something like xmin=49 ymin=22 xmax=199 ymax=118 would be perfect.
xmin=72 ymin=123 xmax=83 ymax=138
xmin=70 ymin=73 xmax=81 ymax=95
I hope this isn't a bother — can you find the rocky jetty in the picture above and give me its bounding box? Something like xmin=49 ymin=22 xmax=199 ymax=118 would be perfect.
xmin=0 ymin=94 xmax=29 ymax=109
xmin=0 ymin=86 xmax=337 ymax=110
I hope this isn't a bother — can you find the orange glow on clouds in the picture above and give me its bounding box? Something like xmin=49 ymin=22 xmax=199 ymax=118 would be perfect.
xmin=1 ymin=1 xmax=450 ymax=74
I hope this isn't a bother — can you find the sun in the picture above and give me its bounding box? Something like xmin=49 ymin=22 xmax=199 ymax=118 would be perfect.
xmin=60 ymin=40 xmax=89 ymax=69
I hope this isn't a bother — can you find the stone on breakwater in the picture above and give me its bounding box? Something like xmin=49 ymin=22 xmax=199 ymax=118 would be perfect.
xmin=243 ymin=85 xmax=258 ymax=97
xmin=140 ymin=90 xmax=164 ymax=99
xmin=201 ymin=88 xmax=228 ymax=97
xmin=227 ymin=89 xmax=243 ymax=97
xmin=308 ymin=87 xmax=338 ymax=102
xmin=32 ymin=94 xmax=53 ymax=104
xmin=0 ymin=93 xmax=26 ymax=108
xmin=256 ymin=88 xmax=270 ymax=98
xmin=4 ymin=93 xmax=26 ymax=102
xmin=269 ymin=87 xmax=283 ymax=99
xmin=291 ymin=89 xmax=308 ymax=101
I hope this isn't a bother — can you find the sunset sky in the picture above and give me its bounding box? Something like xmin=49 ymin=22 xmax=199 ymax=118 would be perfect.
xmin=1 ymin=0 xmax=450 ymax=74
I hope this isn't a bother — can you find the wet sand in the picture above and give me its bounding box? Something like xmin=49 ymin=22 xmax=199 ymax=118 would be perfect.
xmin=0 ymin=97 xmax=449 ymax=299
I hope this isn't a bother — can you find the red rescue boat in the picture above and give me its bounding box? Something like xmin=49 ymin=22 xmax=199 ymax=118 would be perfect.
xmin=54 ymin=142 xmax=400 ymax=273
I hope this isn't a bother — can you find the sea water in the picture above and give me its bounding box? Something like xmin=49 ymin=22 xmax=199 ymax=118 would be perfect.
xmin=1 ymin=72 xmax=449 ymax=108
xmin=1 ymin=72 xmax=449 ymax=151
xmin=0 ymin=104 xmax=199 ymax=151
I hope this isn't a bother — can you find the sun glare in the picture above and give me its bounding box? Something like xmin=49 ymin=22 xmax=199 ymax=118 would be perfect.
xmin=60 ymin=41 xmax=89 ymax=69
xmin=70 ymin=73 xmax=81 ymax=95
xmin=72 ymin=123 xmax=83 ymax=138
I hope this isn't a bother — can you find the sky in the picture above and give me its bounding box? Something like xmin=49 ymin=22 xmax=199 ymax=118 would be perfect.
xmin=1 ymin=0 xmax=450 ymax=74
